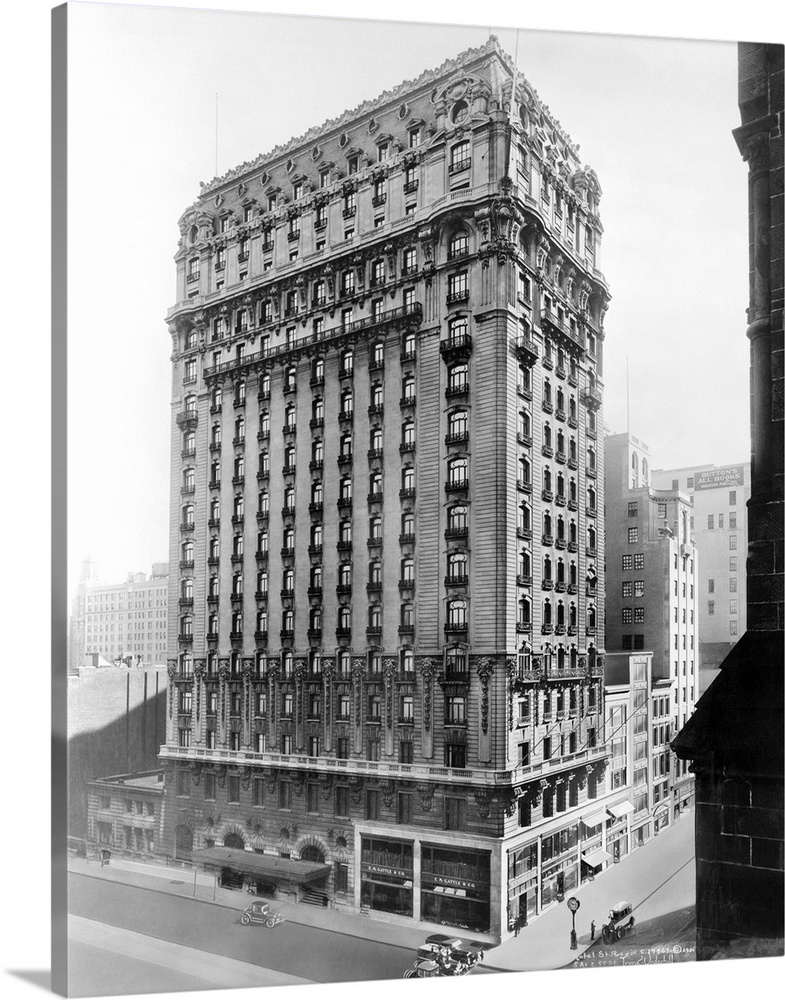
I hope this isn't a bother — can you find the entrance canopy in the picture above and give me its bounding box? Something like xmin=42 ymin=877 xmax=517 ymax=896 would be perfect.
xmin=192 ymin=846 xmax=330 ymax=885
xmin=582 ymin=848 xmax=612 ymax=868
xmin=607 ymin=800 xmax=634 ymax=819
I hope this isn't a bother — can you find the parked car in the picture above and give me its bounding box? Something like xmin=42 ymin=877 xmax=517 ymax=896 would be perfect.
xmin=425 ymin=934 xmax=485 ymax=969
xmin=601 ymin=901 xmax=636 ymax=943
xmin=240 ymin=901 xmax=285 ymax=928
xmin=403 ymin=959 xmax=442 ymax=979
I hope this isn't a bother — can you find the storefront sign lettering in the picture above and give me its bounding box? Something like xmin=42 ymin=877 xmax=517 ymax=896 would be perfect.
xmin=432 ymin=874 xmax=477 ymax=890
xmin=365 ymin=864 xmax=408 ymax=878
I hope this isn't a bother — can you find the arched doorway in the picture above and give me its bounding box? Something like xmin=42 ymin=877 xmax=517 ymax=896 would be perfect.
xmin=174 ymin=824 xmax=193 ymax=861
xmin=299 ymin=844 xmax=329 ymax=907
xmin=224 ymin=832 xmax=244 ymax=849
xmin=300 ymin=845 xmax=326 ymax=863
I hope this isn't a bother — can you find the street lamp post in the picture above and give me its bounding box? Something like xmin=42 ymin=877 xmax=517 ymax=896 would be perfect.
xmin=567 ymin=896 xmax=580 ymax=950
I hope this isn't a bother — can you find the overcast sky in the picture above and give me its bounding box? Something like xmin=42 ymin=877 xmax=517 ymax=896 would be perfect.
xmin=65 ymin=2 xmax=750 ymax=594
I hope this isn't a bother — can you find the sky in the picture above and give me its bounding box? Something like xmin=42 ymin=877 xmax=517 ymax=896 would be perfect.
xmin=63 ymin=3 xmax=752 ymax=598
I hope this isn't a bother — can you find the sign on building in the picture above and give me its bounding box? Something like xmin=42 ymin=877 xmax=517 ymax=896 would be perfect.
xmin=693 ymin=466 xmax=745 ymax=491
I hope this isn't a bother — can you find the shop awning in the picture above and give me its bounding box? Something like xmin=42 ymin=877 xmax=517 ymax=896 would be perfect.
xmin=608 ymin=800 xmax=635 ymax=818
xmin=582 ymin=849 xmax=612 ymax=868
xmin=192 ymin=846 xmax=330 ymax=885
xmin=582 ymin=809 xmax=608 ymax=828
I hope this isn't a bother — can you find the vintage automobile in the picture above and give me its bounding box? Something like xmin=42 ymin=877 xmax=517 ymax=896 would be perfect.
xmin=403 ymin=959 xmax=442 ymax=979
xmin=425 ymin=934 xmax=485 ymax=975
xmin=601 ymin=901 xmax=636 ymax=943
xmin=240 ymin=901 xmax=285 ymax=928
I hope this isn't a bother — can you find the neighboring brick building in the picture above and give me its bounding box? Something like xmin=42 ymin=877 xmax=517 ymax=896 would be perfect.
xmin=87 ymin=771 xmax=165 ymax=857
xmin=651 ymin=462 xmax=751 ymax=677
xmin=604 ymin=432 xmax=697 ymax=818
xmin=673 ymin=42 xmax=783 ymax=960
xmin=68 ymin=561 xmax=170 ymax=670
xmin=160 ymin=36 xmax=613 ymax=940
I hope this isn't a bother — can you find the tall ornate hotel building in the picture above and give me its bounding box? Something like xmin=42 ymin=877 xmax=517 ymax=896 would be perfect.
xmin=160 ymin=37 xmax=612 ymax=940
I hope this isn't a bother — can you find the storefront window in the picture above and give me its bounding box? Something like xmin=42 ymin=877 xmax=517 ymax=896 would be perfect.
xmin=360 ymin=836 xmax=414 ymax=917
xmin=420 ymin=845 xmax=491 ymax=932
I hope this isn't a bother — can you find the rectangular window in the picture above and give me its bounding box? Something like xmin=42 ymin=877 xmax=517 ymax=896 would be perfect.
xmin=729 ymin=535 xmax=737 ymax=550
xmin=708 ymin=579 xmax=715 ymax=593
xmin=279 ymin=781 xmax=292 ymax=809
xmin=730 ymin=599 xmax=738 ymax=615
xmin=228 ymin=775 xmax=240 ymax=803
xmin=622 ymin=607 xmax=633 ymax=624
xmin=335 ymin=786 xmax=349 ymax=817
xmin=719 ymin=514 xmax=724 ymax=528
xmin=627 ymin=501 xmax=638 ymax=517
xmin=634 ymin=580 xmax=644 ymax=598
xmin=398 ymin=741 xmax=413 ymax=764
xmin=634 ymin=608 xmax=645 ymax=623
xmin=365 ymin=789 xmax=380 ymax=821
xmin=730 ymin=620 xmax=738 ymax=635
xmin=729 ymin=490 xmax=737 ymax=505
xmin=708 ymin=515 xmax=714 ymax=530
xmin=397 ymin=792 xmax=413 ymax=825
xmin=307 ymin=783 xmax=319 ymax=814
xmin=622 ymin=555 xmax=633 ymax=571
xmin=729 ymin=577 xmax=737 ymax=593
xmin=708 ymin=601 xmax=715 ymax=615
xmin=444 ymin=797 xmax=466 ymax=831
xmin=628 ymin=527 xmax=638 ymax=544
xmin=658 ymin=503 xmax=667 ymax=519
xmin=622 ymin=581 xmax=633 ymax=598
xmin=633 ymin=634 xmax=645 ymax=650
xmin=252 ymin=777 xmax=263 ymax=807
xmin=730 ymin=556 xmax=737 ymax=572
xmin=729 ymin=512 xmax=737 ymax=528
xmin=634 ymin=554 xmax=644 ymax=570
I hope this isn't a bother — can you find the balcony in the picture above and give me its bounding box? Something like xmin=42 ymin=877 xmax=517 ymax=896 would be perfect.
xmin=176 ymin=410 xmax=198 ymax=429
xmin=542 ymin=399 xmax=554 ymax=414
xmin=206 ymin=631 xmax=218 ymax=643
xmin=445 ymin=478 xmax=469 ymax=493
xmin=339 ymin=409 xmax=354 ymax=423
xmin=207 ymin=593 xmax=219 ymax=604
xmin=541 ymin=623 xmax=554 ymax=634
xmin=367 ymin=403 xmax=384 ymax=417
xmin=443 ymin=622 xmax=467 ymax=634
xmin=337 ymin=496 xmax=353 ymax=510
xmin=445 ymin=527 xmax=468 ymax=540
xmin=444 ymin=575 xmax=468 ymax=587
xmin=516 ymin=622 xmax=533 ymax=634
xmin=230 ymin=590 xmax=244 ymax=602
xmin=255 ymin=590 xmax=268 ymax=601
xmin=586 ymin=546 xmax=598 ymax=559
xmin=309 ymin=459 xmax=324 ymax=472
xmin=554 ymin=494 xmax=566 ymax=507
xmin=400 ymin=350 xmax=417 ymax=364
xmin=180 ymin=521 xmax=194 ymax=533
xmin=207 ymin=556 xmax=220 ymax=566
xmin=367 ymin=448 xmax=383 ymax=462
xmin=398 ymin=533 xmax=416 ymax=545
xmin=342 ymin=206 xmax=356 ymax=219
xmin=255 ymin=549 xmax=269 ymax=562
xmin=280 ymin=629 xmax=295 ymax=642
xmin=403 ymin=179 xmax=419 ymax=194
xmin=256 ymin=510 xmax=269 ymax=522
xmin=282 ymin=465 xmax=296 ymax=477
xmin=399 ymin=441 xmax=416 ymax=455
xmin=517 ymin=526 xmax=533 ymax=540
xmin=231 ymin=514 xmax=244 ymax=526
xmin=178 ymin=632 xmax=193 ymax=643
xmin=542 ymin=445 xmax=554 ymax=459
xmin=280 ymin=588 xmax=295 ymax=600
xmin=398 ymin=578 xmax=415 ymax=591
xmin=586 ymin=465 xmax=597 ymax=479
xmin=335 ymin=627 xmax=352 ymax=639
xmin=517 ymin=433 xmax=532 ymax=448
xmin=398 ymin=487 xmax=416 ymax=500
xmin=515 ymin=337 xmax=538 ymax=367
xmin=366 ymin=625 xmax=383 ymax=638
xmin=448 ymin=157 xmax=471 ymax=175
xmin=336 ymin=540 xmax=353 ymax=553
xmin=336 ymin=583 xmax=352 ymax=596
xmin=307 ymin=628 xmax=322 ymax=642
xmin=540 ymin=310 xmax=586 ymax=352
xmin=542 ymin=534 xmax=554 ymax=546
xmin=366 ymin=581 xmax=383 ymax=594
xmin=439 ymin=332 xmax=472 ymax=361
xmin=542 ymin=489 xmax=554 ymax=502
xmin=372 ymin=192 xmax=387 ymax=208
xmin=231 ymin=475 xmax=245 ymax=486
xmin=398 ymin=623 xmax=415 ymax=635
xmin=581 ymin=387 xmax=603 ymax=411
xmin=446 ymin=288 xmax=470 ymax=306
xmin=541 ymin=579 xmax=554 ymax=591
xmin=516 ymin=574 xmax=533 ymax=587
xmin=179 ymin=596 xmax=194 ymax=607
xmin=337 ymin=453 xmax=353 ymax=467
xmin=555 ymin=451 xmax=566 ymax=465
xmin=282 ymin=424 xmax=296 ymax=436
xmin=517 ymin=479 xmax=532 ymax=495
xmin=368 ymin=491 xmax=384 ymax=504
xmin=230 ymin=553 xmax=244 ymax=565
xmin=280 ymin=547 xmax=295 ymax=558
xmin=398 ymin=715 xmax=415 ymax=726
xmin=308 ymin=544 xmax=323 ymax=556
xmin=308 ymin=501 xmax=323 ymax=516
xmin=287 ymin=229 xmax=300 ymax=242
xmin=367 ymin=537 xmax=383 ymax=548
xmin=554 ymin=538 xmax=567 ymax=550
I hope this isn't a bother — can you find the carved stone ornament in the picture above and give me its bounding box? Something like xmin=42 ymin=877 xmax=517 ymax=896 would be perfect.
xmin=380 ymin=780 xmax=395 ymax=808
xmin=291 ymin=771 xmax=305 ymax=796
xmin=189 ymin=762 xmax=203 ymax=785
xmin=216 ymin=765 xmax=227 ymax=789
xmin=474 ymin=787 xmax=492 ymax=819
xmin=416 ymin=784 xmax=434 ymax=812
xmin=742 ymin=132 xmax=769 ymax=174
xmin=240 ymin=767 xmax=252 ymax=791
xmin=476 ymin=656 xmax=494 ymax=735
xmin=349 ymin=775 xmax=364 ymax=804
xmin=319 ymin=773 xmax=333 ymax=799
xmin=264 ymin=768 xmax=278 ymax=792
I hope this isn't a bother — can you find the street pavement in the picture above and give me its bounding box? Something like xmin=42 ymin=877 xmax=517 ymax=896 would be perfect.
xmin=67 ymin=811 xmax=696 ymax=984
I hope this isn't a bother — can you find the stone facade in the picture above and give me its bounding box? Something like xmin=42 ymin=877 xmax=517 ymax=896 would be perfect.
xmin=160 ymin=36 xmax=612 ymax=941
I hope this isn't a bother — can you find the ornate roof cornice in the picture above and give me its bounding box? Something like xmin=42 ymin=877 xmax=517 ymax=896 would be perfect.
xmin=199 ymin=36 xmax=507 ymax=198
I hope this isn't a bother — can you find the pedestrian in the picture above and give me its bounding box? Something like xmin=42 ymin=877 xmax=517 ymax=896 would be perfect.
xmin=590 ymin=919 xmax=596 ymax=940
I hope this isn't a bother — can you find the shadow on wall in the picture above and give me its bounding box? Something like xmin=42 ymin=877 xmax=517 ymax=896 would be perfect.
xmin=66 ymin=668 xmax=167 ymax=838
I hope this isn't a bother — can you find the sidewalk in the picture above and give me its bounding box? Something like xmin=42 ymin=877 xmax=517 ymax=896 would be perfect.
xmin=485 ymin=812 xmax=696 ymax=972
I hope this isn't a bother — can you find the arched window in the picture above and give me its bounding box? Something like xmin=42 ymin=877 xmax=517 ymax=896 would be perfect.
xmin=234 ymin=454 xmax=245 ymax=480
xmin=518 ymin=597 xmax=531 ymax=625
xmin=543 ymin=511 xmax=552 ymax=537
xmin=339 ymin=519 xmax=352 ymax=543
xmin=447 ymin=598 xmax=467 ymax=627
xmin=340 ymin=433 xmax=353 ymax=458
xmin=543 ymin=423 xmax=552 ymax=449
xmin=448 ymin=505 xmax=468 ymax=533
xmin=211 ymin=422 xmax=222 ymax=447
xmin=448 ymin=457 xmax=468 ymax=487
xmin=448 ymin=363 xmax=468 ymax=393
xmin=543 ymin=600 xmax=552 ymax=625
xmin=368 ymin=604 xmax=382 ymax=628
xmin=370 ymin=427 xmax=383 ymax=452
xmin=543 ymin=555 xmax=552 ymax=581
xmin=401 ymin=557 xmax=415 ymax=584
xmin=402 ymin=375 xmax=415 ymax=401
xmin=401 ymin=420 xmax=415 ymax=448
xmin=401 ymin=512 xmax=414 ymax=538
xmin=448 ymin=315 xmax=468 ymax=346
xmin=370 ymin=515 xmax=383 ymax=540
xmin=447 ymin=551 xmax=467 ymax=582
xmin=401 ymin=466 xmax=415 ymax=493
xmin=181 ymin=578 xmax=193 ymax=600
xmin=448 ymin=230 xmax=469 ymax=260
xmin=182 ymin=504 xmax=194 ymax=526
xmin=449 ymin=409 xmax=468 ymax=439
xmin=341 ymin=349 xmax=354 ymax=376
xmin=182 ymin=467 xmax=195 ymax=491
xmin=400 ymin=602 xmax=414 ymax=628
xmin=368 ymin=560 xmax=382 ymax=585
